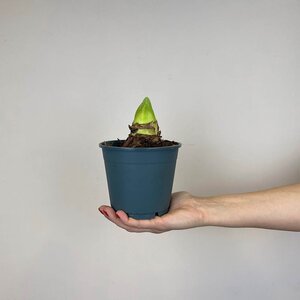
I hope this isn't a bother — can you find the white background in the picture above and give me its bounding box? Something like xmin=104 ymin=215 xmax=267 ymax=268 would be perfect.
xmin=1 ymin=1 xmax=300 ymax=299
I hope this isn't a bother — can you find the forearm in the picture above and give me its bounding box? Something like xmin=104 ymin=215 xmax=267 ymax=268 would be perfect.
xmin=201 ymin=184 xmax=300 ymax=231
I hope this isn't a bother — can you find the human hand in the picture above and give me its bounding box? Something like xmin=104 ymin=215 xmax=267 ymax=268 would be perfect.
xmin=98 ymin=192 xmax=208 ymax=233
xmin=99 ymin=184 xmax=300 ymax=232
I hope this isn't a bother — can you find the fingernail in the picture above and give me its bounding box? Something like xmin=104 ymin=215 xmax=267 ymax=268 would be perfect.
xmin=98 ymin=208 xmax=108 ymax=217
xmin=103 ymin=210 xmax=109 ymax=217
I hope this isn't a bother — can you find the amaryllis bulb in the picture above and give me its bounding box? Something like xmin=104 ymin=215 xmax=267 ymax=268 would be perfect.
xmin=131 ymin=97 xmax=159 ymax=136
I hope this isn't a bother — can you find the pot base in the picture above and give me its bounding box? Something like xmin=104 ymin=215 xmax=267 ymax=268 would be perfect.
xmin=125 ymin=208 xmax=169 ymax=220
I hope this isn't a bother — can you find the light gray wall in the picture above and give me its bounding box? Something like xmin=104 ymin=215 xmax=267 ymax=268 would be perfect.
xmin=1 ymin=1 xmax=300 ymax=299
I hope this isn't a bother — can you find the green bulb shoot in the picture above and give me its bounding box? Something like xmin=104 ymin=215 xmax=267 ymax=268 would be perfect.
xmin=130 ymin=97 xmax=159 ymax=136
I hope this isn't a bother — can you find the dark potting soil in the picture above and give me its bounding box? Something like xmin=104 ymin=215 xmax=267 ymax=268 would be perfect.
xmin=114 ymin=135 xmax=178 ymax=148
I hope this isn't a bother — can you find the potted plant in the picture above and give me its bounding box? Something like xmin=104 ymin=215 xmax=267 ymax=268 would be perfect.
xmin=99 ymin=97 xmax=181 ymax=219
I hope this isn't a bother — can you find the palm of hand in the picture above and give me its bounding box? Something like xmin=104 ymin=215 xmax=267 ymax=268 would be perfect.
xmin=99 ymin=192 xmax=204 ymax=233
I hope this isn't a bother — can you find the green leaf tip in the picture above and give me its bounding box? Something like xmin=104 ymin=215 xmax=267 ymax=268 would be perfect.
xmin=130 ymin=97 xmax=159 ymax=136
xmin=133 ymin=97 xmax=157 ymax=125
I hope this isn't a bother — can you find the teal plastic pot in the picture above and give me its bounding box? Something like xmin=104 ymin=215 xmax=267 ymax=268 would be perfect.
xmin=99 ymin=140 xmax=181 ymax=219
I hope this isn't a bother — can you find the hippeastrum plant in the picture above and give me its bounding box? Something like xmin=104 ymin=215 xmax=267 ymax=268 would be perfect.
xmin=99 ymin=96 xmax=180 ymax=220
xmin=129 ymin=97 xmax=160 ymax=137
xmin=123 ymin=97 xmax=162 ymax=148
xmin=122 ymin=97 xmax=174 ymax=148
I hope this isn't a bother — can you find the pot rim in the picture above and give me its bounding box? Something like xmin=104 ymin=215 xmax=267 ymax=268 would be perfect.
xmin=99 ymin=140 xmax=181 ymax=151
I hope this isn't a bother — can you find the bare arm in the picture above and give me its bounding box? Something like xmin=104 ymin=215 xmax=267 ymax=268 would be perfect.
xmin=203 ymin=184 xmax=300 ymax=231
xmin=99 ymin=184 xmax=300 ymax=233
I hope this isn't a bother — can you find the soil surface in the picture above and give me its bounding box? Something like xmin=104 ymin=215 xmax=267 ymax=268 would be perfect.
xmin=120 ymin=134 xmax=177 ymax=148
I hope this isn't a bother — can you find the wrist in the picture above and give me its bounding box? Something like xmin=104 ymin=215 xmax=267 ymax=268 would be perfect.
xmin=194 ymin=194 xmax=243 ymax=227
xmin=192 ymin=195 xmax=222 ymax=227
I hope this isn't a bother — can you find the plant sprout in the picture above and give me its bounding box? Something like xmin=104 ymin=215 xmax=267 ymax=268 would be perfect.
xmin=122 ymin=96 xmax=175 ymax=147
xmin=129 ymin=97 xmax=161 ymax=137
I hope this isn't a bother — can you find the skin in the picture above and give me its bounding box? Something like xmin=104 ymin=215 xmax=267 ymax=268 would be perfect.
xmin=98 ymin=184 xmax=300 ymax=233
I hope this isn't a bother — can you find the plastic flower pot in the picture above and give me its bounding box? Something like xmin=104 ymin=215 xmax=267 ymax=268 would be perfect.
xmin=99 ymin=140 xmax=181 ymax=219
